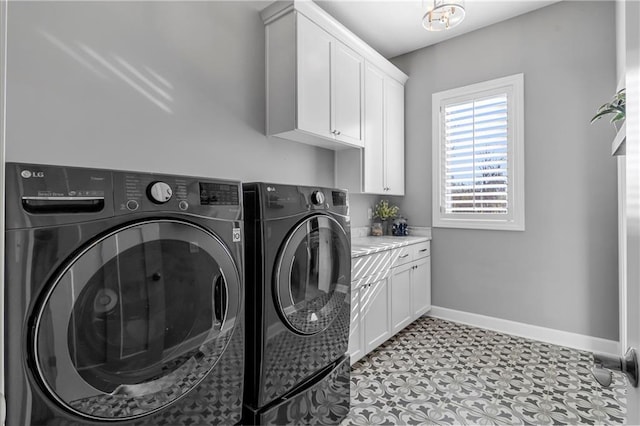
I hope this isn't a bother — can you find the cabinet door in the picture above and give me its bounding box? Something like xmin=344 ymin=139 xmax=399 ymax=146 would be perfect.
xmin=349 ymin=286 xmax=364 ymax=364
xmin=332 ymin=41 xmax=363 ymax=147
xmin=363 ymin=63 xmax=385 ymax=194
xmin=390 ymin=263 xmax=412 ymax=334
xmin=384 ymin=77 xmax=405 ymax=196
xmin=411 ymin=256 xmax=431 ymax=318
xmin=362 ymin=278 xmax=390 ymax=354
xmin=297 ymin=14 xmax=332 ymax=139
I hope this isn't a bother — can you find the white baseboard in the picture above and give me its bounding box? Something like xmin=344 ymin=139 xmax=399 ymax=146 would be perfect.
xmin=428 ymin=306 xmax=620 ymax=357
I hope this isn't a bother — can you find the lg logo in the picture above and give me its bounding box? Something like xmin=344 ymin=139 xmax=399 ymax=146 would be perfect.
xmin=21 ymin=170 xmax=45 ymax=179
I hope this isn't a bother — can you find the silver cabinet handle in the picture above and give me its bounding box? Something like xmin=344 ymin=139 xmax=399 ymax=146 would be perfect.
xmin=419 ymin=249 xmax=428 ymax=252
xmin=399 ymin=254 xmax=409 ymax=258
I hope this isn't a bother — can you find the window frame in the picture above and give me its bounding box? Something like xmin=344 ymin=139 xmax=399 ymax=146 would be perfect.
xmin=432 ymin=73 xmax=525 ymax=231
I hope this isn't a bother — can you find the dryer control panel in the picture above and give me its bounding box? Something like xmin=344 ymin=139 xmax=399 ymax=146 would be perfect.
xmin=248 ymin=182 xmax=349 ymax=220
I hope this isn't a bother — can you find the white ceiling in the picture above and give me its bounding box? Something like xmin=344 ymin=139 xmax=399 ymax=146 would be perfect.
xmin=315 ymin=0 xmax=560 ymax=58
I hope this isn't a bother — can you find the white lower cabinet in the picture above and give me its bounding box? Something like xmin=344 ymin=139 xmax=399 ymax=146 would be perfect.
xmin=349 ymin=240 xmax=431 ymax=364
xmin=362 ymin=278 xmax=391 ymax=354
xmin=390 ymin=263 xmax=412 ymax=334
xmin=411 ymin=256 xmax=432 ymax=317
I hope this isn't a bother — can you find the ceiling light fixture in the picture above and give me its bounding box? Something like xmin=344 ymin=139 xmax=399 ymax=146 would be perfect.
xmin=422 ymin=0 xmax=466 ymax=31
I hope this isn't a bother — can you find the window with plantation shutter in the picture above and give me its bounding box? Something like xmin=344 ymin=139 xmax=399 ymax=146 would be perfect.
xmin=432 ymin=74 xmax=525 ymax=231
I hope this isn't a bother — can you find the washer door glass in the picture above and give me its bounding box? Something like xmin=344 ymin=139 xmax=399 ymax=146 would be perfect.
xmin=275 ymin=215 xmax=350 ymax=335
xmin=33 ymin=220 xmax=241 ymax=421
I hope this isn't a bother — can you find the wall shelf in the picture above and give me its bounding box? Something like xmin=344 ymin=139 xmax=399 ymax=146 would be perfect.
xmin=612 ymin=122 xmax=626 ymax=156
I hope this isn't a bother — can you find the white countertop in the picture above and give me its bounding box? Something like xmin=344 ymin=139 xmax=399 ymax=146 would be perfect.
xmin=351 ymin=235 xmax=430 ymax=258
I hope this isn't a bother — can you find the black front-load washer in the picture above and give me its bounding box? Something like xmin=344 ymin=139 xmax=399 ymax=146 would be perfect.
xmin=242 ymin=183 xmax=351 ymax=425
xmin=4 ymin=163 xmax=245 ymax=425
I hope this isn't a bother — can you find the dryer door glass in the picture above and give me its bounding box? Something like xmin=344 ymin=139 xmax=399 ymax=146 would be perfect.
xmin=33 ymin=219 xmax=241 ymax=422
xmin=275 ymin=214 xmax=350 ymax=335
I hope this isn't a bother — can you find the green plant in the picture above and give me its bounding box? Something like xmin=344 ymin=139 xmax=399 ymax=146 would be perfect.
xmin=373 ymin=200 xmax=399 ymax=220
xmin=591 ymin=88 xmax=626 ymax=127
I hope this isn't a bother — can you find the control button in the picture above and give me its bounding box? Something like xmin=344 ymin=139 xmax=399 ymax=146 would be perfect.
xmin=311 ymin=190 xmax=325 ymax=206
xmin=126 ymin=199 xmax=139 ymax=211
xmin=148 ymin=181 xmax=173 ymax=204
xmin=179 ymin=200 xmax=189 ymax=211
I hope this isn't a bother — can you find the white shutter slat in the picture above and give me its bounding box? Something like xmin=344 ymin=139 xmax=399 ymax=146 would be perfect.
xmin=445 ymin=144 xmax=508 ymax=156
xmin=445 ymin=191 xmax=504 ymax=197
xmin=445 ymin=112 xmax=507 ymax=130
xmin=449 ymin=207 xmax=508 ymax=213
xmin=446 ymin=136 xmax=507 ymax=148
xmin=445 ymin=176 xmax=508 ymax=185
xmin=446 ymin=153 xmax=507 ymax=163
xmin=446 ymin=128 xmax=506 ymax=142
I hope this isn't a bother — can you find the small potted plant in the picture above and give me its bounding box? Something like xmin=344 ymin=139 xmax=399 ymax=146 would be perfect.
xmin=372 ymin=200 xmax=399 ymax=236
xmin=591 ymin=88 xmax=626 ymax=131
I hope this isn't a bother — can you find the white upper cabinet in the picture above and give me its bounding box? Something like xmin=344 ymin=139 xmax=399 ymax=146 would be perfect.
xmin=384 ymin=76 xmax=405 ymax=195
xmin=297 ymin=14 xmax=333 ymax=141
xmin=332 ymin=42 xmax=364 ymax=145
xmin=296 ymin=14 xmax=363 ymax=146
xmin=261 ymin=0 xmax=405 ymax=151
xmin=337 ymin=62 xmax=406 ymax=195
xmin=361 ymin=63 xmax=405 ymax=195
xmin=363 ymin=63 xmax=385 ymax=193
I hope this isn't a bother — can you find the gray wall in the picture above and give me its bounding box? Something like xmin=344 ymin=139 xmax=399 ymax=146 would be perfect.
xmin=6 ymin=1 xmax=334 ymax=186
xmin=349 ymin=194 xmax=377 ymax=228
xmin=392 ymin=1 xmax=619 ymax=340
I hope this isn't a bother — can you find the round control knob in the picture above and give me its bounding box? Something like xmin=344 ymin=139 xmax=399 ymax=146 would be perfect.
xmin=310 ymin=190 xmax=325 ymax=206
xmin=178 ymin=200 xmax=189 ymax=211
xmin=126 ymin=199 xmax=139 ymax=211
xmin=148 ymin=181 xmax=173 ymax=204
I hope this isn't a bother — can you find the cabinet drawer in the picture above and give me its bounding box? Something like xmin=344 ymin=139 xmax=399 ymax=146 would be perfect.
xmin=352 ymin=251 xmax=391 ymax=282
xmin=390 ymin=246 xmax=412 ymax=267
xmin=412 ymin=241 xmax=430 ymax=260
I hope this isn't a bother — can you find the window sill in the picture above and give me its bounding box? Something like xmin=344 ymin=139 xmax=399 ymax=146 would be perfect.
xmin=433 ymin=218 xmax=525 ymax=232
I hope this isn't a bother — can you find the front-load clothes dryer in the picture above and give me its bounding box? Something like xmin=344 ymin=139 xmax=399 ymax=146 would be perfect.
xmin=4 ymin=163 xmax=245 ymax=425
xmin=242 ymin=183 xmax=351 ymax=425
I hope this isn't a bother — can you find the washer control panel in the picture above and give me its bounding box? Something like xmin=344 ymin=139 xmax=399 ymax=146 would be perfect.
xmin=113 ymin=172 xmax=241 ymax=220
xmin=4 ymin=163 xmax=243 ymax=228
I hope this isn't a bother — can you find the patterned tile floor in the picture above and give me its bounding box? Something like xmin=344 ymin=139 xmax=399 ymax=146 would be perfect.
xmin=343 ymin=317 xmax=626 ymax=425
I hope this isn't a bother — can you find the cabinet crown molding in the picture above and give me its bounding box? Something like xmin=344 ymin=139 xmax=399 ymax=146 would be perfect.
xmin=261 ymin=0 xmax=408 ymax=84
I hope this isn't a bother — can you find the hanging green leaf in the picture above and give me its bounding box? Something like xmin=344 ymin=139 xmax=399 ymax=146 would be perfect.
xmin=591 ymin=88 xmax=626 ymax=126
